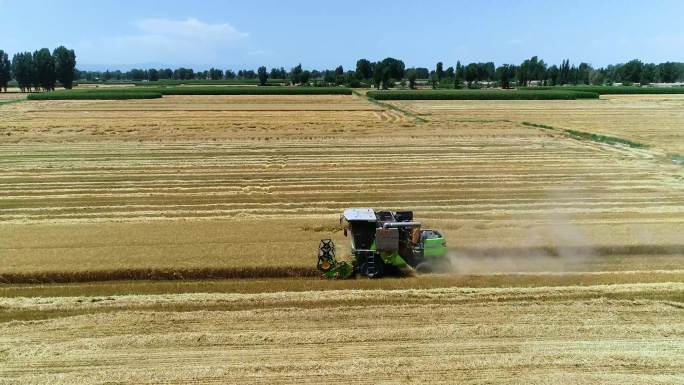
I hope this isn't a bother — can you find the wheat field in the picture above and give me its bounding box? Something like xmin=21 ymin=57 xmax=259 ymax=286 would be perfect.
xmin=1 ymin=94 xmax=683 ymax=281
xmin=0 ymin=93 xmax=682 ymax=383
xmin=1 ymin=283 xmax=682 ymax=384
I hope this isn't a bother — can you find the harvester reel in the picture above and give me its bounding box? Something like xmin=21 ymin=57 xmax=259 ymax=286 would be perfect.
xmin=317 ymin=239 xmax=336 ymax=272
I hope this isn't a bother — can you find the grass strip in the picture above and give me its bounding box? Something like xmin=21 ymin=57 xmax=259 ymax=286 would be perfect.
xmin=0 ymin=98 xmax=25 ymax=106
xmin=367 ymin=90 xmax=598 ymax=100
xmin=522 ymin=121 xmax=647 ymax=148
xmin=521 ymin=85 xmax=684 ymax=94
xmin=27 ymin=90 xmax=163 ymax=100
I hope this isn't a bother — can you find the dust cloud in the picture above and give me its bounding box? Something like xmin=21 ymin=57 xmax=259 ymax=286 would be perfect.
xmin=448 ymin=189 xmax=597 ymax=274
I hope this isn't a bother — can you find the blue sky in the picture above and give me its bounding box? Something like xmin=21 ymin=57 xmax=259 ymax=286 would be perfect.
xmin=1 ymin=0 xmax=682 ymax=71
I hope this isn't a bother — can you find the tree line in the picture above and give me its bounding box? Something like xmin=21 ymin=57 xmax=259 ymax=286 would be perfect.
xmin=75 ymin=57 xmax=684 ymax=90
xmin=0 ymin=47 xmax=76 ymax=92
xmin=2 ymin=45 xmax=683 ymax=92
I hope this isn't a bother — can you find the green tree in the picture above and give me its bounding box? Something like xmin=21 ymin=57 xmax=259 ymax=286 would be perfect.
xmin=640 ymin=63 xmax=657 ymax=85
xmin=290 ymin=64 xmax=303 ymax=84
xmin=435 ymin=62 xmax=443 ymax=80
xmin=557 ymin=59 xmax=571 ymax=85
xmin=257 ymin=66 xmax=268 ymax=86
xmin=300 ymin=70 xmax=311 ymax=85
xmin=620 ymin=59 xmax=643 ymax=84
xmin=380 ymin=66 xmax=392 ymax=89
xmin=545 ymin=65 xmax=559 ymax=85
xmin=355 ymin=59 xmax=372 ymax=80
xmin=495 ymin=64 xmax=515 ymax=89
xmin=657 ymin=62 xmax=680 ymax=83
xmin=577 ymin=63 xmax=592 ymax=85
xmin=589 ymin=69 xmax=606 ymax=85
xmin=415 ymin=67 xmax=429 ymax=79
xmin=378 ymin=57 xmax=405 ymax=81
xmin=12 ymin=52 xmax=35 ymax=92
xmin=334 ymin=65 xmax=345 ymax=85
xmin=0 ymin=50 xmax=10 ymax=92
xmin=464 ymin=63 xmax=479 ymax=86
xmin=517 ymin=56 xmax=546 ymax=86
xmin=52 ymin=46 xmax=76 ymax=89
xmin=148 ymin=68 xmax=159 ymax=81
xmin=209 ymin=68 xmax=223 ymax=80
xmin=454 ymin=61 xmax=464 ymax=88
xmin=429 ymin=73 xmax=438 ymax=89
xmin=372 ymin=64 xmax=383 ymax=88
xmin=407 ymin=69 xmax=417 ymax=89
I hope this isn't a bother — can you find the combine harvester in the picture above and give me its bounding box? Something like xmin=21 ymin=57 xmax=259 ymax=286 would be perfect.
xmin=317 ymin=208 xmax=449 ymax=278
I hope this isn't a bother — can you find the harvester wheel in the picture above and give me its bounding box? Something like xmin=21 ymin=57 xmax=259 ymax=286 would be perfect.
xmin=435 ymin=258 xmax=453 ymax=273
xmin=415 ymin=261 xmax=433 ymax=274
xmin=360 ymin=256 xmax=384 ymax=279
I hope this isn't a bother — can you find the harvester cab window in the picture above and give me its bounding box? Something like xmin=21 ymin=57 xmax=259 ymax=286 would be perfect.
xmin=375 ymin=211 xmax=395 ymax=221
xmin=350 ymin=221 xmax=377 ymax=250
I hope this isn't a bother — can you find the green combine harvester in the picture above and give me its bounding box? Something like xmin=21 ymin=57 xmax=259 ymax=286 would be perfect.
xmin=317 ymin=208 xmax=449 ymax=279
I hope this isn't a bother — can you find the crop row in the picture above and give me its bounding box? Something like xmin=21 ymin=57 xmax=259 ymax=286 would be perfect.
xmin=367 ymin=90 xmax=599 ymax=100
xmin=521 ymin=86 xmax=684 ymax=94
xmin=26 ymin=86 xmax=352 ymax=100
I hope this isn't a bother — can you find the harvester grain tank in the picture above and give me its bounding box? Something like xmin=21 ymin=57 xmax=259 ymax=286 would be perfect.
xmin=317 ymin=208 xmax=449 ymax=278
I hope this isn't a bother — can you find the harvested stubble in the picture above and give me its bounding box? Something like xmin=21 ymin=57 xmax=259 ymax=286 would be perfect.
xmin=2 ymin=270 xmax=683 ymax=299
xmin=0 ymin=283 xmax=682 ymax=384
xmin=367 ymin=89 xmax=599 ymax=100
xmin=391 ymin=95 xmax=684 ymax=153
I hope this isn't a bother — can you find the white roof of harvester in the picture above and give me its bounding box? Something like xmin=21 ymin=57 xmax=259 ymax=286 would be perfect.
xmin=343 ymin=208 xmax=376 ymax=221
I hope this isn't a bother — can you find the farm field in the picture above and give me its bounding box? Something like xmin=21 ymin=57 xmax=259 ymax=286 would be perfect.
xmin=1 ymin=283 xmax=682 ymax=384
xmin=393 ymin=94 xmax=684 ymax=154
xmin=0 ymin=92 xmax=682 ymax=383
xmin=1 ymin=94 xmax=683 ymax=279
